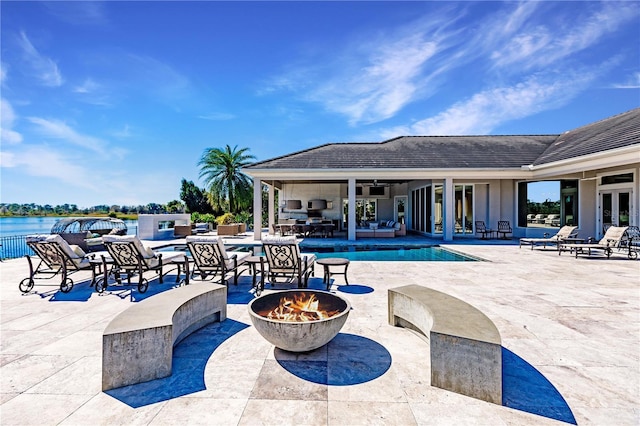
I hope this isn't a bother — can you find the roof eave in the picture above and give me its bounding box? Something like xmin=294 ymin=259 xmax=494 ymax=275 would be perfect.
xmin=245 ymin=167 xmax=534 ymax=180
xmin=528 ymin=145 xmax=640 ymax=178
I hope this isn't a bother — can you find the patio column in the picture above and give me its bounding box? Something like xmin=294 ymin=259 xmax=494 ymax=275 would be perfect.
xmin=253 ymin=177 xmax=262 ymax=241
xmin=443 ymin=177 xmax=454 ymax=241
xmin=268 ymin=183 xmax=275 ymax=235
xmin=348 ymin=178 xmax=356 ymax=241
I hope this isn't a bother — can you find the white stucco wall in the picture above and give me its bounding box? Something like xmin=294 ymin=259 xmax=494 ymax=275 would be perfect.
xmin=138 ymin=214 xmax=190 ymax=240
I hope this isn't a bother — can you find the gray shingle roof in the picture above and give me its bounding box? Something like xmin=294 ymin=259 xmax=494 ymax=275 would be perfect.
xmin=247 ymin=108 xmax=640 ymax=171
xmin=248 ymin=135 xmax=558 ymax=169
xmin=533 ymin=108 xmax=640 ymax=166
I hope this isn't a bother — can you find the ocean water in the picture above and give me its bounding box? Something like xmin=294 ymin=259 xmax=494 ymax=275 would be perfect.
xmin=0 ymin=217 xmax=138 ymax=238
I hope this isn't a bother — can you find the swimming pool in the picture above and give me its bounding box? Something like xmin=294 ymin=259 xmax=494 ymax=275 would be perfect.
xmin=160 ymin=244 xmax=480 ymax=262
xmin=307 ymin=246 xmax=479 ymax=262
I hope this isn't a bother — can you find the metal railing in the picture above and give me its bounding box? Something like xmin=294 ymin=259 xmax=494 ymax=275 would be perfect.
xmin=0 ymin=235 xmax=34 ymax=260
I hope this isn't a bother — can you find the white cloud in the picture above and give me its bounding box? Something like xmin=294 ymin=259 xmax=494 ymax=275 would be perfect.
xmin=383 ymin=71 xmax=598 ymax=136
xmin=0 ymin=145 xmax=98 ymax=190
xmin=264 ymin=9 xmax=462 ymax=126
xmin=72 ymin=78 xmax=113 ymax=106
xmin=0 ymin=62 xmax=7 ymax=84
xmin=312 ymin=33 xmax=440 ymax=125
xmin=42 ymin=2 xmax=108 ymax=26
xmin=127 ymin=54 xmax=191 ymax=100
xmin=0 ymin=98 xmax=23 ymax=145
xmin=27 ymin=117 xmax=108 ymax=155
xmin=611 ymin=72 xmax=640 ymax=89
xmin=73 ymin=78 xmax=100 ymax=94
xmin=198 ymin=112 xmax=236 ymax=121
xmin=490 ymin=2 xmax=640 ymax=70
xmin=17 ymin=31 xmax=63 ymax=87
xmin=112 ymin=124 xmax=132 ymax=139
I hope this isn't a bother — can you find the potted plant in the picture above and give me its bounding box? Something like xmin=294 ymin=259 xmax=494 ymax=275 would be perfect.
xmin=235 ymin=211 xmax=252 ymax=233
xmin=215 ymin=213 xmax=239 ymax=236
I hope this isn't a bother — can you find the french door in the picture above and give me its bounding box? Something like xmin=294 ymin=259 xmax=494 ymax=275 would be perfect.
xmin=600 ymin=190 xmax=631 ymax=230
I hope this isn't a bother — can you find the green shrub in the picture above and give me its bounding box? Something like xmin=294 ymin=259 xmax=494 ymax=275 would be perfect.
xmin=191 ymin=212 xmax=216 ymax=224
xmin=235 ymin=211 xmax=252 ymax=224
xmin=215 ymin=213 xmax=236 ymax=225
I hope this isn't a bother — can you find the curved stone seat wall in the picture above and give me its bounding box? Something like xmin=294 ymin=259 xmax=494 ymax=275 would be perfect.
xmin=102 ymin=282 xmax=227 ymax=391
xmin=388 ymin=284 xmax=502 ymax=404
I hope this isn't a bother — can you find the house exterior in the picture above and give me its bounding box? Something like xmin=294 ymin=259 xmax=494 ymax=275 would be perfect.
xmin=245 ymin=108 xmax=640 ymax=242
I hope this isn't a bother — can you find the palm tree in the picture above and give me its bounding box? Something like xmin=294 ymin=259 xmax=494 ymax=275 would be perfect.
xmin=198 ymin=145 xmax=256 ymax=214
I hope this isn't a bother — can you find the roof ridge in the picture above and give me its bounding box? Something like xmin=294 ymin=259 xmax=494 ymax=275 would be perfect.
xmin=396 ymin=134 xmax=560 ymax=138
xmin=561 ymin=107 xmax=640 ymax=133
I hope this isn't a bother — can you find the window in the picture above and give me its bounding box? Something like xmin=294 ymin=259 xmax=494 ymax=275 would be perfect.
xmin=601 ymin=173 xmax=633 ymax=185
xmin=343 ymin=199 xmax=377 ymax=227
xmin=518 ymin=180 xmax=578 ymax=228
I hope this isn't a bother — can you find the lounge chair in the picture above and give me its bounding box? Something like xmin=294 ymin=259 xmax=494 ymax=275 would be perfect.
xmin=533 ymin=214 xmax=546 ymax=224
xmin=20 ymin=234 xmax=94 ymax=294
xmin=622 ymin=226 xmax=640 ymax=259
xmin=262 ymin=235 xmax=316 ymax=288
xmin=559 ymin=226 xmax=629 ymax=259
xmin=475 ymin=221 xmax=494 ymax=239
xmin=519 ymin=225 xmax=579 ymax=250
xmin=101 ymin=235 xmax=182 ymax=293
xmin=185 ymin=235 xmax=250 ymax=284
xmin=496 ymin=221 xmax=513 ymax=239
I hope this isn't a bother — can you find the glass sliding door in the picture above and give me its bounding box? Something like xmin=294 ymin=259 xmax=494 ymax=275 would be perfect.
xmin=560 ymin=181 xmax=578 ymax=227
xmin=434 ymin=185 xmax=443 ymax=234
xmin=394 ymin=196 xmax=407 ymax=224
xmin=410 ymin=186 xmax=432 ymax=233
xmin=343 ymin=199 xmax=378 ymax=227
xmin=454 ymin=184 xmax=474 ymax=234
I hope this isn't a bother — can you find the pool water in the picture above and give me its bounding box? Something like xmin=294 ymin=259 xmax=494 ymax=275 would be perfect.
xmin=307 ymin=246 xmax=479 ymax=262
xmin=161 ymin=245 xmax=479 ymax=262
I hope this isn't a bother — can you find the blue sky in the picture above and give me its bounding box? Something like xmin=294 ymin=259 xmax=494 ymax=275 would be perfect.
xmin=1 ymin=1 xmax=638 ymax=208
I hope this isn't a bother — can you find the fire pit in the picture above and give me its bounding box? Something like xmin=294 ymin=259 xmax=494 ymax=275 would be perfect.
xmin=248 ymin=290 xmax=351 ymax=352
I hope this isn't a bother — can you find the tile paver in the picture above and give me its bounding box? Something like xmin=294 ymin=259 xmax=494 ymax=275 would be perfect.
xmin=1 ymin=235 xmax=638 ymax=425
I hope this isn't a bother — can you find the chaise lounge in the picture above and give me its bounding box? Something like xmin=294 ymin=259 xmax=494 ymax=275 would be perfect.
xmin=559 ymin=226 xmax=629 ymax=258
xmin=20 ymin=234 xmax=94 ymax=294
xmin=519 ymin=225 xmax=579 ymax=250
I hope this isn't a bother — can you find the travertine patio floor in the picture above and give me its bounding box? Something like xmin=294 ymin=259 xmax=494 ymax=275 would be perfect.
xmin=1 ymin=235 xmax=638 ymax=425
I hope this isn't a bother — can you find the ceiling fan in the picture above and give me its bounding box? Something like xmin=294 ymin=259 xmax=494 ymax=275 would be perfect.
xmin=360 ymin=179 xmax=391 ymax=187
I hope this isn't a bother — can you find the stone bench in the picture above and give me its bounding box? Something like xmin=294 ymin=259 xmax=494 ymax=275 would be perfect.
xmin=102 ymin=282 xmax=227 ymax=391
xmin=388 ymin=285 xmax=502 ymax=404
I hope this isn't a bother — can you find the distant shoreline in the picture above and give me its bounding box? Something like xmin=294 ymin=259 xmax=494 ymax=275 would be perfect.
xmin=0 ymin=213 xmax=139 ymax=220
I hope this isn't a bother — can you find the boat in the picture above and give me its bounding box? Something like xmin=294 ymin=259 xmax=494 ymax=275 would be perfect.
xmin=51 ymin=217 xmax=128 ymax=236
xmin=51 ymin=217 xmax=128 ymax=252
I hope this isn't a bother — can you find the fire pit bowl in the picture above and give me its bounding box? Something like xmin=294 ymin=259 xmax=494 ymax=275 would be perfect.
xmin=248 ymin=290 xmax=351 ymax=352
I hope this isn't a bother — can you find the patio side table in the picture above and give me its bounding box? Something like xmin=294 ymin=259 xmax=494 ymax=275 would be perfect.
xmin=316 ymin=257 xmax=350 ymax=290
xmin=245 ymin=256 xmax=266 ymax=295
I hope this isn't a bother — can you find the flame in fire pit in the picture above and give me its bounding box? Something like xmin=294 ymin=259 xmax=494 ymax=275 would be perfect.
xmin=257 ymin=293 xmax=342 ymax=322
